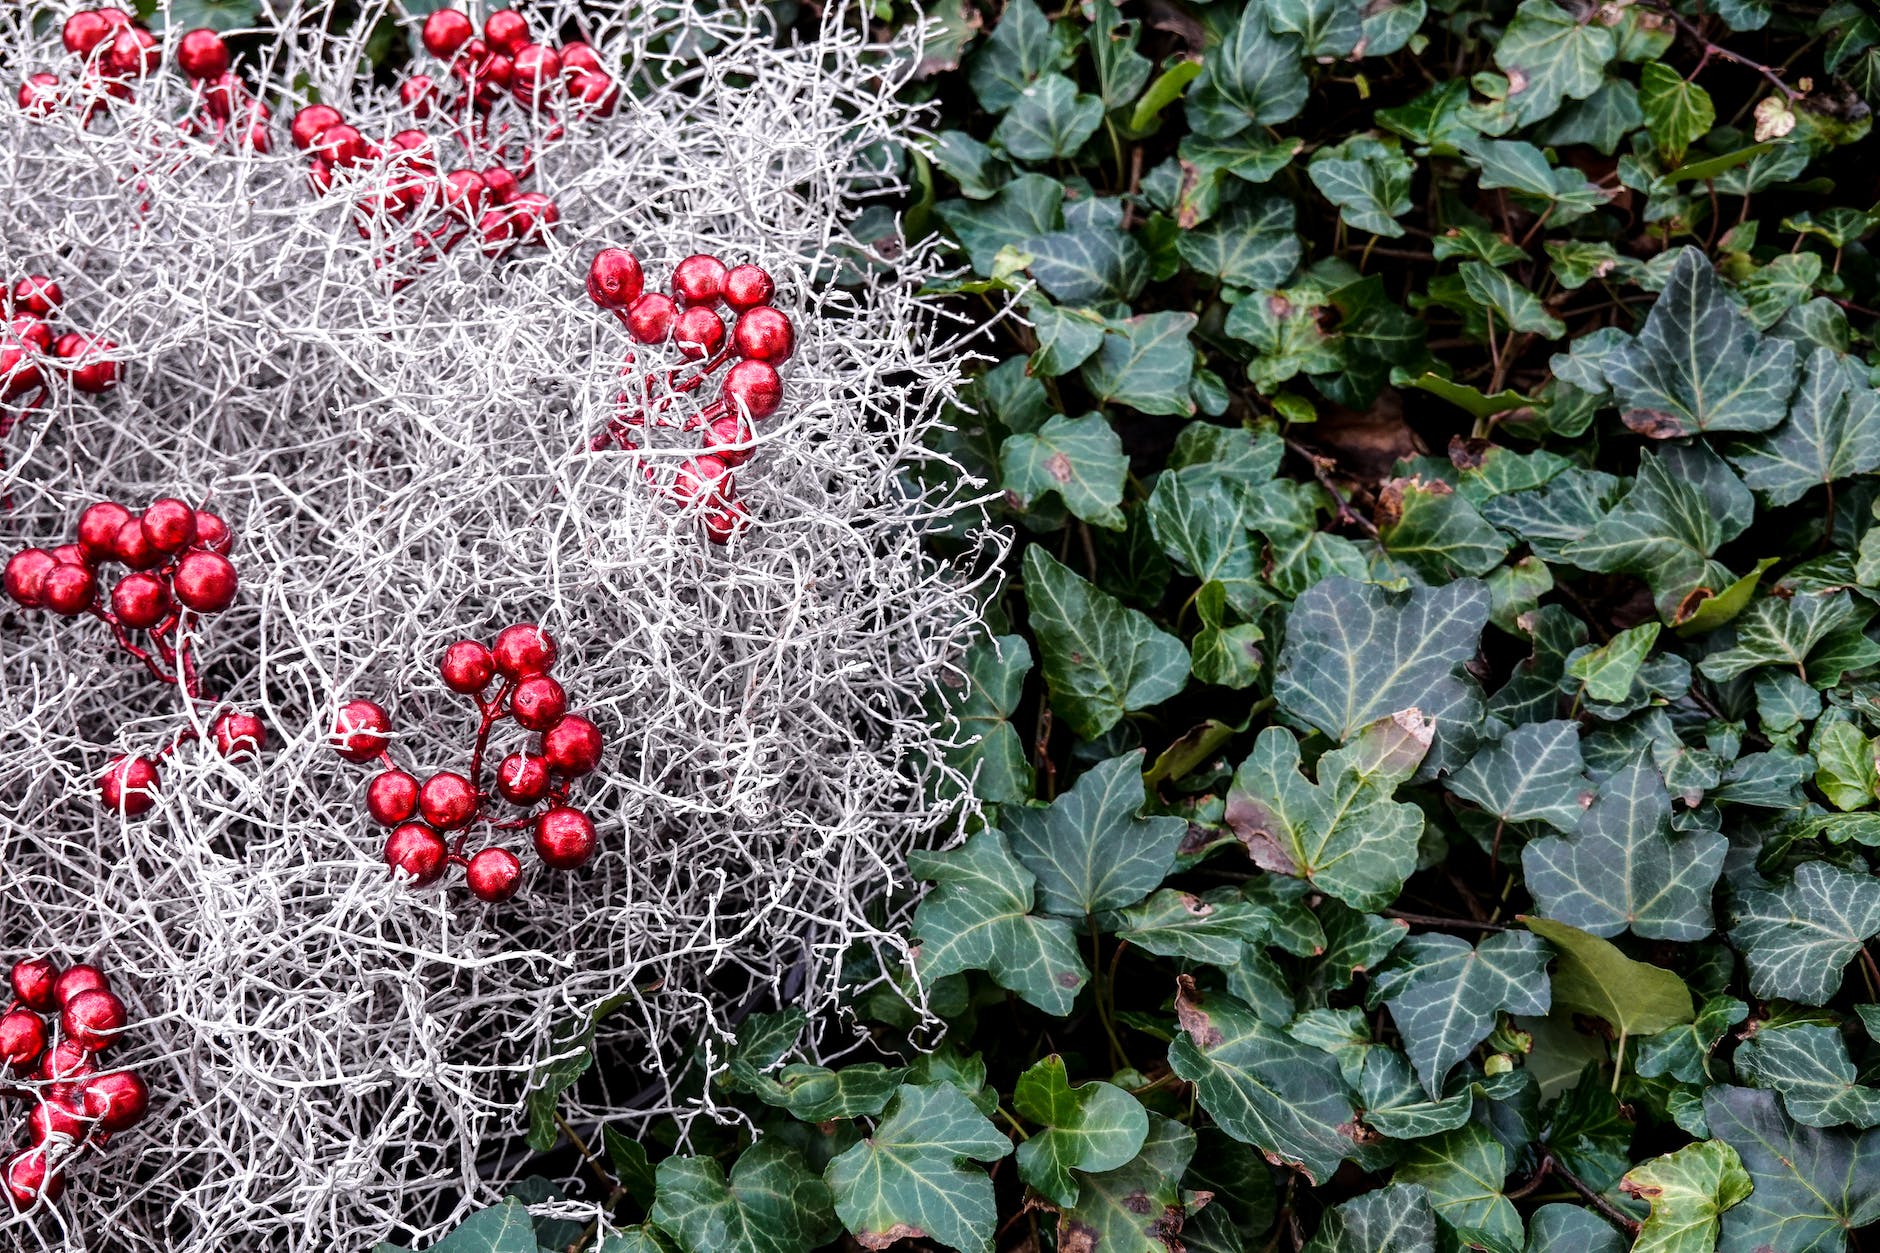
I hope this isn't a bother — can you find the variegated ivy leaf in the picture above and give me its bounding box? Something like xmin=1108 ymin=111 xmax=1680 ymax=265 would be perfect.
xmin=1184 ymin=3 xmax=1308 ymax=138
xmin=1085 ymin=0 xmax=1151 ymax=108
xmin=992 ymin=73 xmax=1104 ymax=161
xmin=1308 ymin=136 xmax=1414 ymax=238
xmin=1459 ymin=260 xmax=1566 ymax=336
xmin=1600 ymin=246 xmax=1798 ymax=438
xmin=1114 ymin=887 xmax=1273 ymax=966
xmin=1493 ymin=0 xmax=1617 ymax=126
xmin=1024 ymin=297 xmax=1107 ymax=377
xmin=1620 ymin=1139 xmax=1753 ymax=1253
xmin=1446 ymin=718 xmax=1592 ymax=834
xmin=651 ymin=1143 xmax=839 ymax=1253
xmin=1394 ymin=1123 xmax=1521 ymax=1250
xmin=1635 ymin=995 xmax=1749 ymax=1086
xmin=824 ymin=1083 xmax=1012 ymax=1253
xmin=999 ymin=411 xmax=1127 ymax=530
xmin=1705 ymin=1086 xmax=1880 ymax=1253
xmin=964 ymin=0 xmax=1078 ymax=112
xmin=1079 ymin=311 xmax=1199 ymax=417
xmin=1370 ymin=930 xmax=1552 ymax=1097
xmin=1176 ymin=195 xmax=1302 ymax=289
xmin=1301 ymin=1182 xmax=1436 ymax=1253
xmin=1523 ymin=755 xmax=1726 ymax=941
xmin=1525 ymin=1204 xmax=1625 ymax=1252
xmin=1814 ymin=719 xmax=1879 ymax=812
xmin=1697 ymin=589 xmax=1880 ymax=688
xmin=1459 ymin=137 xmax=1612 ymax=220
xmin=1011 ymin=1055 xmax=1148 ymax=1207
xmin=1728 ymin=347 xmax=1880 ymax=507
xmin=1375 ymin=476 xmax=1512 ymax=580
xmin=1736 ymin=1022 xmax=1880 ymax=1130
xmin=1267 ymin=0 xmax=1362 ymax=58
xmin=1023 ymin=547 xmax=1189 ymax=740
xmin=1479 ymin=467 xmax=1626 ymax=562
xmin=1004 ymin=750 xmax=1186 ymax=918
xmin=1731 ymin=861 xmax=1880 ymax=1006
xmin=935 ymin=173 xmax=1063 ymax=275
xmin=1224 ymin=713 xmax=1431 ymax=911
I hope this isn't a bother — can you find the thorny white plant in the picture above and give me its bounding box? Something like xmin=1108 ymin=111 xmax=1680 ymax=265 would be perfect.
xmin=0 ymin=1 xmax=999 ymax=1248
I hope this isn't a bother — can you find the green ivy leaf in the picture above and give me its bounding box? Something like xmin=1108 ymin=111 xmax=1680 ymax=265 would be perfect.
xmin=824 ymin=1084 xmax=1013 ymax=1253
xmin=651 ymin=1143 xmax=839 ymax=1253
xmin=1561 ymin=447 xmax=1750 ymax=619
xmin=1524 ymin=916 xmax=1694 ymax=1039
xmin=1525 ymin=1204 xmax=1626 ymax=1252
xmin=1814 ymin=720 xmax=1879 ymax=812
xmin=1308 ymin=136 xmax=1414 ymax=238
xmin=1268 ymin=0 xmax=1362 ymax=58
xmin=1011 ymin=1056 xmax=1149 ymax=1206
xmin=931 ymin=632 xmax=1033 ymax=806
xmin=1729 ymin=347 xmax=1880 ymax=507
xmin=1026 ymin=298 xmax=1108 ymax=377
xmin=1736 ymin=1023 xmax=1880 ymax=1129
xmin=1051 ymin=1114 xmax=1200 ymax=1252
xmin=1116 ymin=887 xmax=1273 ymax=965
xmin=1396 ymin=1123 xmax=1521 ymax=1250
xmin=1459 ymin=261 xmax=1566 ymax=336
xmin=1565 ymin=623 xmax=1661 ymax=704
xmin=1638 ymin=63 xmax=1715 ymax=162
xmin=395 ymin=1200 xmax=536 ymax=1253
xmin=1697 ymin=589 xmax=1880 ymax=687
xmin=1185 ymin=4 xmax=1308 ymax=137
xmin=909 ymin=829 xmax=1089 ymax=1015
xmin=1079 ymin=311 xmax=1199 ymax=416
xmin=1000 ymin=412 xmax=1128 ymax=530
xmin=1176 ymin=195 xmax=1302 ymax=289
xmin=1730 ymin=861 xmax=1880 ymax=1006
xmin=1301 ymin=1182 xmax=1435 ymax=1252
xmin=1028 ymin=218 xmax=1151 ymax=304
xmin=1459 ymin=138 xmax=1612 ymax=220
xmin=1377 ymin=476 xmax=1513 ymax=579
xmin=994 ymin=74 xmax=1106 ymax=161
xmin=1191 ymin=581 xmax=1267 ymax=688
xmin=1087 ymin=0 xmax=1153 ymax=108
xmin=965 ymin=0 xmax=1078 ymax=112
xmin=1620 ymin=1139 xmax=1753 ymax=1253
xmin=1493 ymin=0 xmax=1617 ymax=126
xmin=1004 ymin=750 xmax=1186 ymax=918
xmin=936 ymin=174 xmax=1063 ymax=274
xmin=1705 ymin=1086 xmax=1880 ymax=1253
xmin=1636 ymin=995 xmax=1749 ymax=1085
xmin=1023 ymin=546 xmax=1189 ymax=739
xmin=1448 ymin=719 xmax=1591 ymax=833
xmin=1371 ymin=931 xmax=1552 ymax=1096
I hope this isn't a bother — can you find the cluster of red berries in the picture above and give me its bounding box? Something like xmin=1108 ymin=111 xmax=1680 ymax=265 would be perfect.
xmin=2 ymin=498 xmax=265 ymax=815
xmin=409 ymin=7 xmax=618 ymax=123
xmin=585 ymin=249 xmax=798 ymax=544
xmin=1 ymin=957 xmax=150 ymax=1212
xmin=16 ymin=8 xmax=159 ymax=124
xmin=2 ymin=274 xmax=120 ymax=408
xmin=331 ymin=624 xmax=605 ymax=901
xmin=172 ymin=28 xmax=270 ymax=151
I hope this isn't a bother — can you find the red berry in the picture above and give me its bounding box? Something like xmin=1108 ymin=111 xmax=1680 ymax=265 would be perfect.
xmin=465 ymin=847 xmax=523 ymax=901
xmin=418 ymin=771 xmax=478 ymax=831
xmin=290 ymin=103 xmax=343 ymax=151
xmin=587 ymin=248 xmax=643 ymax=310
xmin=566 ymin=70 xmax=618 ymax=116
xmin=10 ymin=958 xmax=57 ymax=1012
xmin=702 ymin=410 xmax=755 ymax=467
xmin=366 ymin=769 xmax=420 ymax=825
xmin=533 ymin=805 xmax=596 ymax=869
xmin=4 ymin=548 xmax=56 ymax=608
xmin=625 ymin=293 xmax=676 ymax=344
xmin=12 ymin=275 xmax=62 ymax=317
xmin=495 ymin=753 xmax=549 ymax=804
xmin=99 ymin=755 xmax=159 ymax=815
xmin=142 ymin=497 xmax=197 ymax=551
xmin=723 ymin=265 xmax=774 ymax=312
xmin=733 ymin=306 xmax=795 ymax=365
xmin=63 ymin=10 xmax=113 ymax=55
xmin=675 ymin=305 xmax=726 ymax=361
xmin=211 ymin=710 xmax=265 ymax=756
xmin=62 ymin=988 xmax=127 ymax=1052
xmin=440 ymin=640 xmax=495 ymax=693
xmin=17 ymin=73 xmax=61 ymax=119
xmin=705 ymin=501 xmax=751 ymax=545
xmin=56 ymin=333 xmax=120 ymax=393
xmin=672 ymin=254 xmax=728 ymax=307
xmin=672 ymin=454 xmax=732 ymax=509
xmin=41 ymin=563 xmax=97 ymax=616
xmin=39 ymin=1039 xmax=93 ymax=1085
xmin=49 ymin=543 xmax=85 ymax=567
xmin=385 ymin=822 xmax=447 ymax=884
xmin=441 ymin=169 xmax=490 ymax=221
xmin=399 ymin=73 xmax=438 ymax=118
xmin=11 ymin=315 xmax=52 ymax=354
xmin=27 ymin=1096 xmax=88 ymax=1145
xmin=3 ymin=1147 xmax=64 ymax=1210
xmin=0 ymin=348 xmax=43 ymax=403
xmin=0 ymin=1010 xmax=46 ymax=1070
xmin=722 ymin=359 xmax=783 ymax=420
xmin=422 ymin=9 xmax=475 ymax=59
xmin=506 ymin=192 xmax=559 ymax=246
xmin=112 ymin=571 xmax=170 ymax=628
xmin=173 ymin=549 xmax=238 ymax=613
xmin=483 ymin=9 xmax=529 ymax=55
xmin=53 ymin=965 xmax=108 ymax=1008
xmin=113 ymin=516 xmax=159 ymax=569
xmin=308 ymin=160 xmax=335 ymax=196
xmin=510 ymin=43 xmax=559 ymax=94
xmin=541 ymin=714 xmax=603 ymax=776
xmin=193 ymin=509 xmax=232 ymax=553
xmin=105 ymin=26 xmax=159 ymax=77
xmin=492 ymin=624 xmax=557 ymax=678
xmin=560 ymin=42 xmax=602 ymax=74
xmin=80 ymin=1069 xmax=149 ymax=1132
xmin=332 ymin=699 xmax=392 ymax=763
xmin=315 ymin=124 xmax=374 ymax=170
xmin=510 ymin=675 xmax=566 ymax=731
xmin=176 ymin=28 xmax=229 ymax=79
xmin=481 ymin=164 xmax=520 ymax=205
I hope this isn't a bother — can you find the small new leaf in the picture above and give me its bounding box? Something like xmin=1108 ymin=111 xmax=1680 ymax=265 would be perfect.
xmin=1012 ymin=1056 xmax=1149 ymax=1207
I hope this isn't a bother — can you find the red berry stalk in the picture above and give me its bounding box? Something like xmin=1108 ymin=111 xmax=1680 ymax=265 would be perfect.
xmin=16 ymin=8 xmax=160 ymax=126
xmin=585 ymin=249 xmax=798 ymax=544
xmin=331 ymin=624 xmax=606 ymax=901
xmin=2 ymin=498 xmax=264 ymax=814
xmin=0 ymin=956 xmax=152 ymax=1214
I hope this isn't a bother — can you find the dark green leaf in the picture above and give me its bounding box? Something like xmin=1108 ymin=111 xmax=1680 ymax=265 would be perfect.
xmin=1371 ymin=931 xmax=1553 ymax=1096
xmin=1005 ymin=750 xmax=1186 ymax=918
xmin=1012 ymin=1056 xmax=1149 ymax=1206
xmin=1023 ymin=546 xmax=1189 ymax=739
xmin=651 ymin=1144 xmax=839 ymax=1253
xmin=824 ymin=1084 xmax=1012 ymax=1253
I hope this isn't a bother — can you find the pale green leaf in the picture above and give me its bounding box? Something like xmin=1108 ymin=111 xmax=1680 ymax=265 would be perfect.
xmin=1621 ymin=1140 xmax=1753 ymax=1253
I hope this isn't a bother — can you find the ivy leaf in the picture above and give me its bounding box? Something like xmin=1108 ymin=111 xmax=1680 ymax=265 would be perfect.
xmin=1052 ymin=1114 xmax=1199 ymax=1253
xmin=965 ymin=0 xmax=1078 ymax=112
xmin=1146 ymin=473 xmax=1263 ymax=615
xmin=1480 ymin=467 xmax=1626 ymax=562
xmin=1524 ymin=916 xmax=1695 ymax=1040
xmin=1564 ymin=622 xmax=1660 ymax=704
xmin=1308 ymin=136 xmax=1414 ymax=238
xmin=1176 ymin=195 xmax=1301 ymax=289
xmin=1191 ymin=581 xmax=1267 ymax=688
xmin=1619 ymin=1140 xmax=1753 ymax=1253
xmin=1023 ymin=547 xmax=1189 ymax=739
xmin=1460 ymin=138 xmax=1611 ymax=220
xmin=1268 ymin=0 xmax=1363 ymax=58
xmin=1635 ymin=995 xmax=1749 ymax=1085
xmin=651 ymin=1144 xmax=839 ymax=1253
xmin=1273 ymin=575 xmax=1491 ymax=769
xmin=1375 ymin=477 xmax=1513 ymax=580
xmin=936 ymin=174 xmax=1063 ymax=275
xmin=598 ymin=1229 xmax=678 ymax=1253
xmin=525 ymin=995 xmax=629 ymax=1152
xmin=1729 ymin=347 xmax=1880 ymax=507
xmin=1185 ymin=4 xmax=1308 ymax=137
xmin=930 ymin=633 xmax=1033 ymax=806
xmin=1459 ymin=261 xmax=1566 ymax=336
xmin=1704 ymin=1086 xmax=1880 ymax=1253
xmin=1025 ymin=298 xmax=1107 ymax=377
xmin=1028 ymin=221 xmax=1151 ymax=304
xmin=825 ymin=1084 xmax=1013 ymax=1253
xmin=401 ymin=1200 xmax=536 ymax=1253
xmin=1698 ymin=590 xmax=1879 ymax=687
xmin=1395 ymin=1123 xmax=1521 ymax=1251
xmin=909 ymin=829 xmax=1089 ymax=1015
xmin=994 ymin=74 xmax=1105 ymax=161
xmin=1370 ymin=931 xmax=1552 ymax=1097
xmin=1079 ymin=312 xmax=1199 ymax=417
xmin=1730 ymin=861 xmax=1880 ymax=1006
xmin=1000 ymin=412 xmax=1128 ymax=530
xmin=1301 ymin=1182 xmax=1436 ymax=1252
xmin=1224 ymin=714 xmax=1431 ymax=911
xmin=1086 ymin=0 xmax=1153 ymax=108
xmin=1494 ymin=0 xmax=1617 ymax=126
xmin=1522 ymin=755 xmax=1726 ymax=941
xmin=1525 ymin=1204 xmax=1625 ymax=1252
xmin=1004 ymin=750 xmax=1186 ymax=918
xmin=1011 ymin=1056 xmax=1149 ymax=1207
xmin=1638 ymin=63 xmax=1715 ymax=162
xmin=1601 ymin=246 xmax=1797 ymax=438
xmin=1168 ymin=977 xmax=1362 ymax=1182
xmin=1447 ymin=720 xmax=1591 ymax=834
xmin=1115 ymin=887 xmax=1274 ymax=965
xmin=1736 ymin=1023 xmax=1880 ymax=1129
xmin=1560 ymin=447 xmax=1748 ymax=618
xmin=1814 ymin=720 xmax=1879 ymax=812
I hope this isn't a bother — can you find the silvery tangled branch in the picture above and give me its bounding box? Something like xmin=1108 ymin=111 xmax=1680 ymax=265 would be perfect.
xmin=0 ymin=2 xmax=993 ymax=1247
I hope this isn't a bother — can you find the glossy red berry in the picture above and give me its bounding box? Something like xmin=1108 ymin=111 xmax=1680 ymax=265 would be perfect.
xmin=587 ymin=248 xmax=644 ymax=310
xmin=4 ymin=549 xmax=56 ymax=608
xmin=672 ymin=454 xmax=732 ymax=509
xmin=533 ymin=805 xmax=596 ymax=869
xmin=722 ymin=265 xmax=774 ymax=312
xmin=39 ymin=1039 xmax=93 ymax=1085
xmin=112 ymin=571 xmax=170 ymax=628
xmin=193 ymin=509 xmax=232 ymax=553
xmin=705 ymin=500 xmax=752 ymax=545
xmin=63 ymin=10 xmax=113 ymax=55
xmin=290 ymin=103 xmax=343 ymax=151
xmin=80 ymin=1069 xmax=149 ymax=1132
xmin=176 ymin=28 xmax=229 ymax=78
xmin=13 ymin=275 xmax=62 ymax=317
xmin=495 ymin=752 xmax=549 ymax=804
xmin=41 ymin=564 xmax=97 ymax=616
xmin=53 ymin=965 xmax=109 ymax=1008
xmin=10 ymin=958 xmax=57 ymax=1012
xmin=441 ymin=169 xmax=490 ymax=220
xmin=27 ymin=1096 xmax=88 ymax=1145
xmin=141 ymin=497 xmax=197 ymax=551
xmin=561 ymin=42 xmax=602 ymax=74
xmin=440 ymin=640 xmax=495 ymax=693
xmin=113 ymin=517 xmax=159 ymax=570
xmin=509 ymin=43 xmax=560 ymax=95
xmin=733 ymin=306 xmax=795 ymax=365
xmin=722 ymin=359 xmax=783 ymax=420
xmin=465 ymin=847 xmax=523 ymax=901
xmin=99 ymin=755 xmax=160 ymax=815
xmin=399 ymin=73 xmax=438 ymax=118
xmin=1 ymin=340 xmax=44 ymax=402
xmin=62 ymin=988 xmax=127 ymax=1052
xmin=510 ymin=675 xmax=567 ymax=731
xmin=507 ymin=192 xmax=559 ymax=245
xmin=0 ymin=1010 xmax=46 ymax=1070
xmin=566 ymin=70 xmax=618 ymax=116
xmin=366 ymin=769 xmax=420 ymax=825
xmin=481 ymin=164 xmax=520 ymax=205
xmin=49 ymin=543 xmax=85 ymax=567
xmin=483 ymin=9 xmax=529 ymax=55
xmin=702 ymin=410 xmax=755 ymax=467
xmin=672 ymin=254 xmax=728 ymax=307
xmin=11 ymin=315 xmax=52 ymax=355
xmin=492 ymin=623 xmax=557 ymax=678
xmin=3 ymin=1147 xmax=64 ymax=1210
xmin=385 ymin=822 xmax=447 ymax=884
xmin=626 ymin=293 xmax=677 ymax=344
xmin=315 ymin=124 xmax=372 ymax=169
xmin=212 ymin=710 xmax=266 ymax=756
xmin=542 ymin=714 xmax=603 ymax=777
xmin=332 ymin=699 xmax=392 ymax=763
xmin=55 ymin=332 xmax=120 ymax=393
xmin=17 ymin=73 xmax=62 ymax=119
xmin=418 ymin=771 xmax=478 ymax=831
xmin=173 ymin=550 xmax=238 ymax=613
xmin=675 ymin=305 xmax=726 ymax=361
xmin=105 ymin=26 xmax=160 ymax=77
xmin=422 ymin=9 xmax=475 ymax=58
